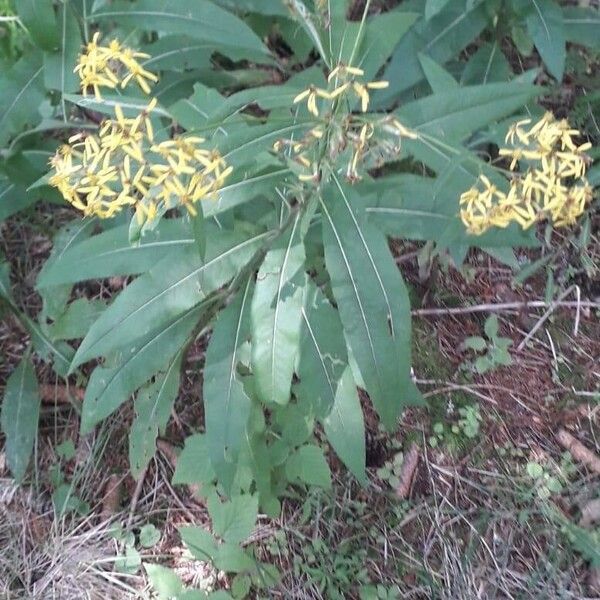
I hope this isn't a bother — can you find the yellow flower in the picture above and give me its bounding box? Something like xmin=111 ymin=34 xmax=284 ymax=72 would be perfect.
xmin=293 ymin=85 xmax=333 ymax=116
xmin=50 ymin=97 xmax=231 ymax=221
xmin=75 ymin=34 xmax=158 ymax=99
xmin=460 ymin=113 xmax=593 ymax=235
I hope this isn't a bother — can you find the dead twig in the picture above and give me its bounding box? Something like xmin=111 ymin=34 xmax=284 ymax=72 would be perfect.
xmin=556 ymin=429 xmax=600 ymax=475
xmin=517 ymin=285 xmax=579 ymax=351
xmin=395 ymin=443 xmax=420 ymax=500
xmin=411 ymin=297 xmax=598 ymax=319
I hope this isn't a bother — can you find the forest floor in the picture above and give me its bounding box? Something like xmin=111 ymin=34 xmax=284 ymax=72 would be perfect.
xmin=0 ymin=204 xmax=599 ymax=600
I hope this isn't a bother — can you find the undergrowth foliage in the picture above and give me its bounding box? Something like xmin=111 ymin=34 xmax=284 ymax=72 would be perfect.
xmin=0 ymin=0 xmax=599 ymax=597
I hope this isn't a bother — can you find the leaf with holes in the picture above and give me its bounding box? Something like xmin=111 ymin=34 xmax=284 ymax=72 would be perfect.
xmin=323 ymin=366 xmax=366 ymax=485
xmin=251 ymin=214 xmax=305 ymax=405
xmin=204 ymin=278 xmax=253 ymax=492
xmin=129 ymin=351 xmax=183 ymax=479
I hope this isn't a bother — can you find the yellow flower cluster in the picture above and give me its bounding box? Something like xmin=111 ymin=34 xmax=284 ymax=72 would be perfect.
xmin=460 ymin=113 xmax=593 ymax=235
xmin=293 ymin=64 xmax=389 ymax=116
xmin=75 ymin=32 xmax=158 ymax=99
xmin=50 ymin=102 xmax=231 ymax=221
xmin=51 ymin=36 xmax=232 ymax=221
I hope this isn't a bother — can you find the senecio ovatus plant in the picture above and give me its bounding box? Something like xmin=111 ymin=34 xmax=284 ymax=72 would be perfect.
xmin=2 ymin=0 xmax=594 ymax=521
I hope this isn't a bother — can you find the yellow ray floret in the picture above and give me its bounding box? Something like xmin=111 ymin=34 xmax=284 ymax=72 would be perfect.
xmin=460 ymin=113 xmax=593 ymax=235
xmin=49 ymin=99 xmax=231 ymax=221
xmin=75 ymin=32 xmax=158 ymax=99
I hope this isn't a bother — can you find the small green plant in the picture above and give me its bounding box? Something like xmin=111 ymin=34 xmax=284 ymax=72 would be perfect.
xmin=526 ymin=461 xmax=564 ymax=500
xmin=359 ymin=584 xmax=400 ymax=600
xmin=429 ymin=404 xmax=481 ymax=449
xmin=462 ymin=315 xmax=513 ymax=374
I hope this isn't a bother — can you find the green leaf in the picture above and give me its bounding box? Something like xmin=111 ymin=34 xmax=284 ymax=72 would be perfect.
xmin=0 ymin=52 xmax=45 ymax=147
xmin=37 ymin=219 xmax=194 ymax=288
xmin=418 ymin=53 xmax=458 ymax=93
xmin=526 ymin=462 xmax=544 ymax=479
xmin=251 ymin=214 xmax=305 ymax=405
xmin=331 ymin=10 xmax=419 ymax=82
xmin=377 ymin=2 xmax=490 ymax=106
xmin=173 ymin=434 xmax=216 ymax=486
xmin=1 ymin=355 xmax=40 ymax=482
xmin=562 ymin=7 xmax=600 ymax=49
xmin=525 ymin=0 xmax=565 ymax=80
xmin=91 ymin=0 xmax=270 ymax=61
xmin=425 ymin=0 xmax=453 ymax=21
xmin=320 ymin=177 xmax=422 ymax=429
xmin=71 ymin=228 xmax=268 ymax=368
xmin=80 ymin=305 xmax=201 ymax=433
xmin=464 ymin=336 xmax=487 ymax=351
xmin=396 ymin=81 xmax=539 ymax=142
xmin=219 ymin=120 xmax=314 ymax=168
xmin=323 ymin=367 xmax=366 ymax=485
xmin=460 ymin=42 xmax=512 ymax=85
xmin=48 ymin=298 xmax=106 ymax=340
xmin=63 ymin=93 xmax=170 ymax=119
xmin=43 ymin=3 xmax=82 ymax=95
xmin=483 ymin=314 xmax=498 ymax=339
xmin=214 ymin=544 xmax=255 ymax=573
xmin=129 ymin=352 xmax=183 ymax=479
xmin=17 ymin=0 xmax=59 ymax=51
xmin=145 ymin=564 xmax=183 ymax=599
xmin=296 ymin=279 xmax=348 ymax=418
xmin=208 ymin=493 xmax=258 ymax=544
xmin=204 ymin=278 xmax=253 ymax=491
xmin=285 ymin=444 xmax=331 ymax=489
xmin=142 ymin=36 xmax=214 ymax=72
xmin=204 ymin=168 xmax=291 ymax=219
xmin=0 ymin=179 xmax=39 ymax=222
xmin=362 ymin=174 xmax=452 ymax=241
xmin=180 ymin=526 xmax=219 ymax=562
xmin=139 ymin=524 xmax=161 ymax=548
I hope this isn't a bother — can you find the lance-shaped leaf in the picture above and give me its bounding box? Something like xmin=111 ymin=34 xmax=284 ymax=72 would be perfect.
xmin=296 ymin=279 xmax=347 ymax=418
xmin=16 ymin=0 xmax=59 ymax=51
xmin=251 ymin=214 xmax=305 ymax=405
xmin=376 ymin=2 xmax=490 ymax=107
xmin=37 ymin=219 xmax=194 ymax=288
xmin=81 ymin=305 xmax=200 ymax=433
xmin=396 ymin=81 xmax=539 ymax=142
xmin=91 ymin=0 xmax=270 ymax=61
xmin=129 ymin=351 xmax=183 ymax=479
xmin=1 ymin=261 xmax=74 ymax=376
xmin=320 ymin=176 xmax=422 ymax=429
xmin=203 ymin=277 xmax=254 ymax=492
xmin=0 ymin=52 xmax=45 ymax=147
xmin=323 ymin=366 xmax=366 ymax=485
xmin=523 ymin=0 xmax=565 ymax=81
xmin=43 ymin=3 xmax=82 ymax=95
xmin=296 ymin=280 xmax=366 ymax=482
xmin=563 ymin=7 xmax=600 ymax=49
xmin=327 ymin=5 xmax=419 ymax=81
xmin=1 ymin=355 xmax=40 ymax=482
xmin=71 ymin=228 xmax=269 ymax=369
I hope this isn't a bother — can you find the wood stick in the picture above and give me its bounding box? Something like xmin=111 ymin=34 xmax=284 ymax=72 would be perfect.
xmin=556 ymin=429 xmax=600 ymax=476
